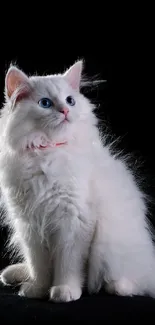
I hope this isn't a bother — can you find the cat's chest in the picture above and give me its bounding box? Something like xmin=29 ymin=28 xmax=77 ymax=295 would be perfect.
xmin=28 ymin=151 xmax=75 ymax=179
xmin=29 ymin=147 xmax=89 ymax=175
xmin=23 ymin=149 xmax=89 ymax=193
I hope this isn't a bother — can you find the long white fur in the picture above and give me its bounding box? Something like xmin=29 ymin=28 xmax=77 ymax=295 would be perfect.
xmin=0 ymin=61 xmax=155 ymax=302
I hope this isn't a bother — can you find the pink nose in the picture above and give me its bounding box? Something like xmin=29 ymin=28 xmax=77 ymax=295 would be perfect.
xmin=60 ymin=108 xmax=69 ymax=116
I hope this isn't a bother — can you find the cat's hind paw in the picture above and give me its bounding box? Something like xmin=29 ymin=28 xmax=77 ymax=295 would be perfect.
xmin=105 ymin=277 xmax=138 ymax=296
xmin=0 ymin=263 xmax=29 ymax=286
xmin=19 ymin=282 xmax=48 ymax=299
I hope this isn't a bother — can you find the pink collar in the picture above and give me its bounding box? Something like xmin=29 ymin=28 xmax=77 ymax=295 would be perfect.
xmin=27 ymin=141 xmax=68 ymax=151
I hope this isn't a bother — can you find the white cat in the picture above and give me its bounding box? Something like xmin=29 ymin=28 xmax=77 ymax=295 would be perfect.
xmin=0 ymin=60 xmax=155 ymax=303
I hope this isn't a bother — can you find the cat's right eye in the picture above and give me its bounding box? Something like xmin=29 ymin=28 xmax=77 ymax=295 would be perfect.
xmin=38 ymin=98 xmax=53 ymax=109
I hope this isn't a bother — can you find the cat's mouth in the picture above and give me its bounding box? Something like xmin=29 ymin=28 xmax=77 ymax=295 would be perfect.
xmin=54 ymin=115 xmax=70 ymax=127
xmin=62 ymin=116 xmax=69 ymax=123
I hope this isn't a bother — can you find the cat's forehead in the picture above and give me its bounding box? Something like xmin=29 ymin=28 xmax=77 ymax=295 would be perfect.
xmin=29 ymin=75 xmax=71 ymax=97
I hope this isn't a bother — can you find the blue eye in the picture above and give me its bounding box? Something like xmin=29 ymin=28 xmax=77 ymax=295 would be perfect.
xmin=66 ymin=96 xmax=76 ymax=106
xmin=38 ymin=98 xmax=53 ymax=109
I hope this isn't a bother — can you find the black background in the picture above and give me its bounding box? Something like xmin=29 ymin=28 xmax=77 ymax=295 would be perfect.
xmin=0 ymin=53 xmax=155 ymax=320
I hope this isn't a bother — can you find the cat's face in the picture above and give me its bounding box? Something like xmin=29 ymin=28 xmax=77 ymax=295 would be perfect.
xmin=3 ymin=61 xmax=94 ymax=139
xmin=27 ymin=73 xmax=87 ymax=129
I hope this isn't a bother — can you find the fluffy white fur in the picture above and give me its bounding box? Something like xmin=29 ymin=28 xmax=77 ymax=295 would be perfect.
xmin=0 ymin=61 xmax=155 ymax=302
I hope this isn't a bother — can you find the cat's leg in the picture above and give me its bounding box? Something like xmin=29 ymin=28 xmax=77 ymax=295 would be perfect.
xmin=88 ymin=205 xmax=155 ymax=297
xmin=49 ymin=216 xmax=87 ymax=303
xmin=0 ymin=263 xmax=29 ymax=286
xmin=88 ymin=223 xmax=142 ymax=296
xmin=88 ymin=224 xmax=107 ymax=294
xmin=50 ymin=243 xmax=83 ymax=302
xmin=0 ymin=235 xmax=51 ymax=299
xmin=88 ymin=154 xmax=155 ymax=297
xmin=17 ymin=231 xmax=51 ymax=299
xmin=50 ymin=252 xmax=83 ymax=303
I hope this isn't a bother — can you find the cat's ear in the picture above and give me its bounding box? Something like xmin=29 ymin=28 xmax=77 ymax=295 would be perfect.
xmin=63 ymin=60 xmax=83 ymax=91
xmin=5 ymin=66 xmax=31 ymax=101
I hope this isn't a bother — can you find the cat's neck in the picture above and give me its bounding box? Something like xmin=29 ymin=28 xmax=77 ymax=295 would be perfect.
xmin=45 ymin=118 xmax=100 ymax=150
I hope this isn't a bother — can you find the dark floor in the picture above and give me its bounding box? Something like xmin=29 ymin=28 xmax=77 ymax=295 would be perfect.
xmin=0 ymin=283 xmax=155 ymax=322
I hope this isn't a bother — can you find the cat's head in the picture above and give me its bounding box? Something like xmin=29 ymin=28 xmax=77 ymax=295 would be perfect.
xmin=1 ymin=60 xmax=97 ymax=149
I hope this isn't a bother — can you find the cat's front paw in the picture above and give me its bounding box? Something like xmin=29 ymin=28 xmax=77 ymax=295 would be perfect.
xmin=19 ymin=282 xmax=48 ymax=299
xmin=0 ymin=263 xmax=29 ymax=286
xmin=50 ymin=285 xmax=82 ymax=303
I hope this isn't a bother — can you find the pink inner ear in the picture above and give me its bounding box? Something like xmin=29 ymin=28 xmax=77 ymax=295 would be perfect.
xmin=15 ymin=85 xmax=30 ymax=102
xmin=6 ymin=68 xmax=30 ymax=99
xmin=64 ymin=61 xmax=83 ymax=90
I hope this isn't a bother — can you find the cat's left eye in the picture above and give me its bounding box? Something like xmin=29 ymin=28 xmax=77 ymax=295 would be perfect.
xmin=66 ymin=96 xmax=76 ymax=106
xmin=38 ymin=98 xmax=53 ymax=109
